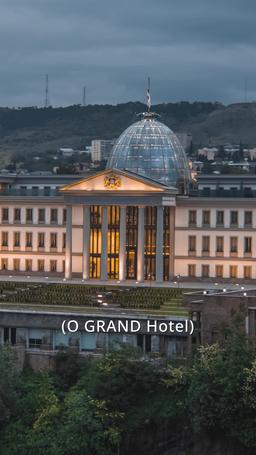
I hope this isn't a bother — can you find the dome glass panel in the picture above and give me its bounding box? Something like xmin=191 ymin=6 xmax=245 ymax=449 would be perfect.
xmin=107 ymin=113 xmax=191 ymax=188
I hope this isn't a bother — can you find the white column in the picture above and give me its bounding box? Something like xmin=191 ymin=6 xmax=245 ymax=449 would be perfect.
xmin=82 ymin=206 xmax=90 ymax=280
xmin=119 ymin=206 xmax=126 ymax=281
xmin=156 ymin=206 xmax=164 ymax=282
xmin=65 ymin=205 xmax=72 ymax=279
xmin=100 ymin=206 xmax=108 ymax=281
xmin=137 ymin=206 xmax=145 ymax=282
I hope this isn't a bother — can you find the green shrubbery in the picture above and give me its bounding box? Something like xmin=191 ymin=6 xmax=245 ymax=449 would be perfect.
xmin=1 ymin=319 xmax=256 ymax=453
xmin=0 ymin=282 xmax=184 ymax=310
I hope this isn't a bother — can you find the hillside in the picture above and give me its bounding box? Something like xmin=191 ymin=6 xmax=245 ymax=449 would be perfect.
xmin=0 ymin=101 xmax=256 ymax=166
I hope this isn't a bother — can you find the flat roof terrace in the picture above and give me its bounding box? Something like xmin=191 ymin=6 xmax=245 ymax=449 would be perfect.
xmin=0 ymin=282 xmax=189 ymax=318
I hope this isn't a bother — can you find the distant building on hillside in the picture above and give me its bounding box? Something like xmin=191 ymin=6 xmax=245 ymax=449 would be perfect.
xmin=91 ymin=139 xmax=116 ymax=162
xmin=198 ymin=147 xmax=219 ymax=161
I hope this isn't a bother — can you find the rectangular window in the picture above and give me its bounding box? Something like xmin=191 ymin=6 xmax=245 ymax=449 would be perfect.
xmin=2 ymin=208 xmax=9 ymax=223
xmin=230 ymin=211 xmax=238 ymax=226
xmin=13 ymin=232 xmax=20 ymax=247
xmin=202 ymin=210 xmax=210 ymax=226
xmin=50 ymin=260 xmax=57 ymax=272
xmin=244 ymin=211 xmax=252 ymax=227
xmin=50 ymin=209 xmax=58 ymax=224
xmin=26 ymin=208 xmax=33 ymax=223
xmin=202 ymin=264 xmax=209 ymax=278
xmin=32 ymin=186 xmax=38 ymax=195
xmin=13 ymin=259 xmax=20 ymax=271
xmin=188 ymin=264 xmax=196 ymax=277
xmin=230 ymin=265 xmax=238 ymax=279
xmin=14 ymin=208 xmax=21 ymax=223
xmin=38 ymin=233 xmax=45 ymax=248
xmin=38 ymin=209 xmax=45 ymax=224
xmin=26 ymin=232 xmax=33 ymax=247
xmin=230 ymin=237 xmax=238 ymax=253
xmin=1 ymin=258 xmax=8 ymax=270
xmin=1 ymin=232 xmax=8 ymax=247
xmin=63 ymin=209 xmax=67 ymax=224
xmin=38 ymin=259 xmax=45 ymax=272
xmin=62 ymin=233 xmax=66 ymax=250
xmin=50 ymin=233 xmax=57 ymax=248
xmin=244 ymin=266 xmax=252 ymax=279
xmin=216 ymin=210 xmax=224 ymax=226
xmin=25 ymin=259 xmax=32 ymax=272
xmin=202 ymin=236 xmax=210 ymax=253
xmin=216 ymin=236 xmax=224 ymax=253
xmin=188 ymin=210 xmax=197 ymax=226
xmin=244 ymin=237 xmax=252 ymax=254
xmin=216 ymin=265 xmax=223 ymax=278
xmin=188 ymin=235 xmax=196 ymax=253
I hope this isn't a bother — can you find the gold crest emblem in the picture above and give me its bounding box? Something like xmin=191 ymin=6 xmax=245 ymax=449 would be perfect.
xmin=104 ymin=174 xmax=121 ymax=189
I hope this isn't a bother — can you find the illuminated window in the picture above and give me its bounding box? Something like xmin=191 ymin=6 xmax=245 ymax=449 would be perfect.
xmin=1 ymin=258 xmax=8 ymax=270
xmin=107 ymin=206 xmax=120 ymax=279
xmin=13 ymin=259 xmax=20 ymax=271
xmin=50 ymin=260 xmax=57 ymax=272
xmin=163 ymin=207 xmax=170 ymax=281
xmin=90 ymin=206 xmax=102 ymax=278
xmin=126 ymin=207 xmax=138 ymax=280
xmin=244 ymin=266 xmax=252 ymax=279
xmin=144 ymin=207 xmax=157 ymax=280
xmin=229 ymin=265 xmax=237 ymax=279
xmin=38 ymin=260 xmax=45 ymax=272
xmin=215 ymin=265 xmax=223 ymax=278
xmin=25 ymin=259 xmax=32 ymax=271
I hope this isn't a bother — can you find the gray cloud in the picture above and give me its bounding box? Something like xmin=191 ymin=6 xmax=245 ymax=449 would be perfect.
xmin=0 ymin=0 xmax=255 ymax=106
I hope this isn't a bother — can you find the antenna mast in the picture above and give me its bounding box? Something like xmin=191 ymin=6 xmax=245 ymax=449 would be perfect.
xmin=83 ymin=85 xmax=87 ymax=107
xmin=45 ymin=74 xmax=50 ymax=108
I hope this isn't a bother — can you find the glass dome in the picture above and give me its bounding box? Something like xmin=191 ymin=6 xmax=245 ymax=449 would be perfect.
xmin=107 ymin=112 xmax=191 ymax=190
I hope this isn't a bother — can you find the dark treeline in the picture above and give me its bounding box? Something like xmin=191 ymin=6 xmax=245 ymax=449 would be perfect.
xmin=0 ymin=316 xmax=256 ymax=455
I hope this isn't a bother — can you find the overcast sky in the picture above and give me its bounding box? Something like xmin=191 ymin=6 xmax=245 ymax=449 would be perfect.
xmin=0 ymin=0 xmax=255 ymax=106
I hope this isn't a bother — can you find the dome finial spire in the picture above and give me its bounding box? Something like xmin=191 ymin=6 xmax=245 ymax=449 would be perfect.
xmin=146 ymin=76 xmax=151 ymax=112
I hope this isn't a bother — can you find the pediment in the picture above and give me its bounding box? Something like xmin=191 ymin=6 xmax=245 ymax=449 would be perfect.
xmin=60 ymin=169 xmax=167 ymax=193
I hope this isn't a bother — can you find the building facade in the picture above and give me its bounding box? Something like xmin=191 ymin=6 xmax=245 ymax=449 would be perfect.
xmin=0 ymin=171 xmax=256 ymax=282
xmin=1 ymin=111 xmax=256 ymax=283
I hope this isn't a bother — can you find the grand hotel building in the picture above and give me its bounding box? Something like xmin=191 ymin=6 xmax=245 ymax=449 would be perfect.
xmin=0 ymin=112 xmax=256 ymax=282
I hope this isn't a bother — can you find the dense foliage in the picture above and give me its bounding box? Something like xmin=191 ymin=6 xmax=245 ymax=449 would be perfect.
xmin=1 ymin=322 xmax=256 ymax=454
